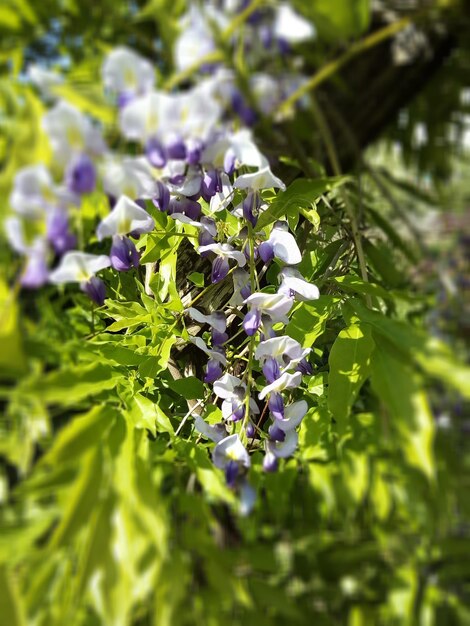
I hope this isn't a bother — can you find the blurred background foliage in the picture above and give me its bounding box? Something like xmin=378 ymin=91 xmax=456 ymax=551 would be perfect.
xmin=0 ymin=1 xmax=470 ymax=625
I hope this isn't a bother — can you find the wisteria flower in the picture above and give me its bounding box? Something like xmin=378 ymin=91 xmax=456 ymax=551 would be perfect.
xmin=199 ymin=243 xmax=246 ymax=284
xmin=96 ymin=195 xmax=155 ymax=240
xmin=234 ymin=165 xmax=286 ymax=192
xmin=43 ymin=100 xmax=106 ymax=165
xmin=102 ymin=156 xmax=158 ymax=201
xmin=277 ymin=267 xmax=320 ymax=300
xmin=212 ymin=433 xmax=250 ymax=486
xmin=273 ymin=4 xmax=316 ymax=45
xmin=189 ymin=336 xmax=227 ymax=366
xmin=48 ymin=251 xmax=110 ymax=304
xmin=243 ymin=292 xmax=293 ymax=336
xmin=258 ymin=371 xmax=302 ymax=400
xmin=194 ymin=415 xmax=227 ymax=443
xmin=255 ymin=336 xmax=311 ymax=372
xmin=9 ymin=164 xmax=74 ymax=218
xmin=102 ymin=46 xmax=155 ymax=100
xmin=258 ymin=222 xmax=301 ymax=265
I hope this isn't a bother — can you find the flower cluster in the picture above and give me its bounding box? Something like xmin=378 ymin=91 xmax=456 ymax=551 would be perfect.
xmin=6 ymin=4 xmax=319 ymax=513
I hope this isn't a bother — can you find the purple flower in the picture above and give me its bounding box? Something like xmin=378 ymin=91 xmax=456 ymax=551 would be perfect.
xmin=110 ymin=235 xmax=140 ymax=271
xmin=243 ymin=307 xmax=261 ymax=336
xmin=166 ymin=134 xmax=187 ymax=160
xmin=168 ymin=197 xmax=201 ymax=221
xmin=225 ymin=460 xmax=239 ymax=487
xmin=242 ymin=191 xmax=260 ymax=227
xmin=201 ymin=169 xmax=221 ymax=201
xmin=46 ymin=211 xmax=76 ymax=255
xmin=204 ymin=360 xmax=223 ymax=383
xmin=263 ymin=452 xmax=278 ymax=473
xmin=224 ymin=148 xmax=236 ymax=175
xmin=186 ymin=138 xmax=203 ymax=165
xmin=263 ymin=357 xmax=281 ymax=384
xmin=268 ymin=393 xmax=285 ymax=420
xmin=81 ymin=276 xmax=106 ymax=305
xmin=211 ymin=256 xmax=230 ymax=284
xmin=246 ymin=422 xmax=255 ymax=438
xmin=212 ymin=328 xmax=228 ymax=346
xmin=268 ymin=423 xmax=286 ymax=442
xmin=297 ymin=357 xmax=313 ymax=375
xmin=65 ymin=154 xmax=96 ymax=194
xmin=152 ymin=181 xmax=170 ymax=212
xmin=258 ymin=241 xmax=274 ymax=264
xmin=21 ymin=251 xmax=49 ymax=289
xmin=145 ymin=137 xmax=166 ymax=168
xmin=231 ymin=91 xmax=257 ymax=126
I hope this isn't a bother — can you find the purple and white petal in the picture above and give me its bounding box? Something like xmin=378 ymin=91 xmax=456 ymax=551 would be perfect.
xmin=267 ymin=430 xmax=299 ymax=458
xmin=49 ymin=252 xmax=110 ymax=284
xmin=258 ymin=371 xmax=302 ymax=400
xmin=97 ymin=195 xmax=155 ymax=239
xmin=212 ymin=434 xmax=250 ymax=469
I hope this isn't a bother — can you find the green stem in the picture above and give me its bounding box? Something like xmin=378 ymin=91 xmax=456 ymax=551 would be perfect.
xmin=277 ymin=17 xmax=412 ymax=116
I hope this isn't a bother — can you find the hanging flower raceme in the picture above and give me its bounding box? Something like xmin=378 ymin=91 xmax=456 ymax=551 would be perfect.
xmin=5 ymin=14 xmax=322 ymax=512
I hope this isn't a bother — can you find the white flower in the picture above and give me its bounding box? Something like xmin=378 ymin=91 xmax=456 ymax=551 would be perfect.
xmin=102 ymin=46 xmax=154 ymax=95
xmin=201 ymin=129 xmax=266 ymax=170
xmin=9 ymin=164 xmax=73 ymax=218
xmin=268 ymin=223 xmax=302 ymax=265
xmin=244 ymin=293 xmax=293 ymax=323
xmin=96 ymin=196 xmax=155 ymax=240
xmin=258 ymin=371 xmax=302 ymax=400
xmin=194 ymin=415 xmax=227 ymax=443
xmin=250 ymin=73 xmax=282 ymax=115
xmin=255 ymin=336 xmax=310 ymax=370
xmin=4 ymin=217 xmax=44 ymax=255
xmin=189 ymin=336 xmax=227 ymax=366
xmin=43 ymin=101 xmax=106 ymax=165
xmin=273 ymin=4 xmax=316 ymax=44
xmin=276 ymin=400 xmax=308 ymax=431
xmin=209 ymin=173 xmax=233 ymax=213
xmin=198 ymin=243 xmax=246 ymax=267
xmin=213 ymin=373 xmax=245 ymax=400
xmin=176 ymin=85 xmax=222 ymax=142
xmin=102 ymin=156 xmax=158 ymax=199
xmin=187 ymin=308 xmax=226 ymax=333
xmin=212 ymin=434 xmax=250 ymax=469
xmin=174 ymin=6 xmax=227 ymax=73
xmin=119 ymin=91 xmax=174 ymax=143
xmin=278 ymin=267 xmax=320 ymax=300
xmin=266 ymin=430 xmax=299 ymax=458
xmin=234 ymin=165 xmax=286 ymax=192
xmin=49 ymin=252 xmax=110 ymax=284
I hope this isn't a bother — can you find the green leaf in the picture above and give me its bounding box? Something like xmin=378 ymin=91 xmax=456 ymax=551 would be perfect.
xmin=328 ymin=323 xmax=375 ymax=423
xmin=41 ymin=404 xmax=117 ymax=467
xmin=128 ymin=392 xmax=174 ymax=435
xmin=23 ymin=363 xmax=123 ymax=406
xmin=0 ymin=280 xmax=26 ymax=378
xmin=285 ymin=296 xmax=337 ymax=347
xmin=188 ymin=272 xmax=205 ymax=287
xmin=49 ymin=449 xmax=103 ymax=548
xmin=352 ymin=300 xmax=470 ymax=399
xmin=0 ymin=566 xmax=26 ymax=626
xmin=257 ymin=177 xmax=349 ymax=229
xmin=307 ymin=0 xmax=371 ymax=40
xmin=331 ymin=275 xmax=392 ymax=301
xmin=370 ymin=337 xmax=435 ymax=478
xmin=167 ymin=376 xmax=205 ymax=400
